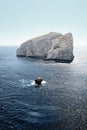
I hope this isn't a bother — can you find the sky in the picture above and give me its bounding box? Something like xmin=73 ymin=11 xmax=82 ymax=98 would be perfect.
xmin=0 ymin=0 xmax=87 ymax=46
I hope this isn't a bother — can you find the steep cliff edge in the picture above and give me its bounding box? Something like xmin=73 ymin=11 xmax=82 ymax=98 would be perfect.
xmin=16 ymin=32 xmax=74 ymax=63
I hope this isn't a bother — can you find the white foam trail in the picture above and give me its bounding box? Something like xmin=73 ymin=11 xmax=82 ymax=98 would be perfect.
xmin=42 ymin=80 xmax=47 ymax=84
xmin=27 ymin=80 xmax=35 ymax=86
xmin=19 ymin=79 xmax=46 ymax=87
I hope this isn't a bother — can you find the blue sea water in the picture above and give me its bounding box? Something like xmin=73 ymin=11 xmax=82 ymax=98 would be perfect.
xmin=0 ymin=46 xmax=87 ymax=130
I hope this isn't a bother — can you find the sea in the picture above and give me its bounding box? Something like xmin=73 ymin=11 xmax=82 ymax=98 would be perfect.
xmin=0 ymin=46 xmax=87 ymax=130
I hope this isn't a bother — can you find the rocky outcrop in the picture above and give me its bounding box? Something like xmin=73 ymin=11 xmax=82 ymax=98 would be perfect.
xmin=16 ymin=32 xmax=74 ymax=63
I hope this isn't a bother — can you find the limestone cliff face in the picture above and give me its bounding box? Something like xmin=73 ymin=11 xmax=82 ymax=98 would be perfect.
xmin=47 ymin=33 xmax=73 ymax=61
xmin=16 ymin=32 xmax=74 ymax=62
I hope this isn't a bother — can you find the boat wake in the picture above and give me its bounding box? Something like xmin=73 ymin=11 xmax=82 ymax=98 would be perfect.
xmin=18 ymin=79 xmax=46 ymax=88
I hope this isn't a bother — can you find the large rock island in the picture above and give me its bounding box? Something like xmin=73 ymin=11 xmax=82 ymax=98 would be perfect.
xmin=16 ymin=32 xmax=74 ymax=63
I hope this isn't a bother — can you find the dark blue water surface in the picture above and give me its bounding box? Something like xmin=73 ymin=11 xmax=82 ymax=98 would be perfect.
xmin=0 ymin=46 xmax=87 ymax=130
